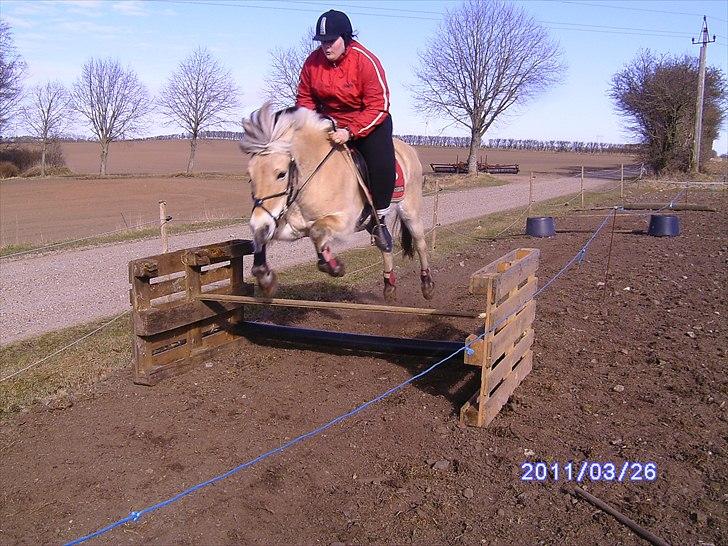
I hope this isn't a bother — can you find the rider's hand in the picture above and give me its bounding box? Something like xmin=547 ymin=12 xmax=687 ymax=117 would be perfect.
xmin=328 ymin=128 xmax=351 ymax=145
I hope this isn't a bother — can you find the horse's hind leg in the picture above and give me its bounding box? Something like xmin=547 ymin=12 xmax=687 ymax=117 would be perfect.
xmin=399 ymin=210 xmax=435 ymax=300
xmin=251 ymin=245 xmax=278 ymax=297
xmin=382 ymin=250 xmax=396 ymax=301
xmin=310 ymin=216 xmax=346 ymax=277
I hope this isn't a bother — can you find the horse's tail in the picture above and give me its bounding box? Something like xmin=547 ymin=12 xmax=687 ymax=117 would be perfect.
xmin=398 ymin=213 xmax=415 ymax=259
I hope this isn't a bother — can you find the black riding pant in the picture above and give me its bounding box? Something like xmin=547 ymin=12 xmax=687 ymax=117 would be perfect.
xmin=350 ymin=114 xmax=395 ymax=211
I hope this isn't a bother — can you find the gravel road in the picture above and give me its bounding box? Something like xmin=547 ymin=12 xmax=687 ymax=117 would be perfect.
xmin=0 ymin=175 xmax=613 ymax=345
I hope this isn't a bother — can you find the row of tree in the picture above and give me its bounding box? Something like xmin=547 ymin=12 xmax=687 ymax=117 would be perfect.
xmin=133 ymin=131 xmax=639 ymax=155
xmin=397 ymin=135 xmax=641 ymax=154
xmin=1 ymin=21 xmax=238 ymax=175
xmin=1 ymin=0 xmax=726 ymax=176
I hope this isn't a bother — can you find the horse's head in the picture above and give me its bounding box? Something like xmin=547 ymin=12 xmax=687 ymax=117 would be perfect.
xmin=240 ymin=103 xmax=333 ymax=250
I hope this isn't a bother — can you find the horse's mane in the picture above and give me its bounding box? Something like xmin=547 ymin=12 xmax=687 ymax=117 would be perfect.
xmin=240 ymin=103 xmax=333 ymax=155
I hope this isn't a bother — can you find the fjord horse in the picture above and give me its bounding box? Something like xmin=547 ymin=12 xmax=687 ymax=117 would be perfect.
xmin=240 ymin=103 xmax=434 ymax=301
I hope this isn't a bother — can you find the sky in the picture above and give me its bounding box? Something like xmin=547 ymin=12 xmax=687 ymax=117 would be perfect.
xmin=3 ymin=0 xmax=727 ymax=153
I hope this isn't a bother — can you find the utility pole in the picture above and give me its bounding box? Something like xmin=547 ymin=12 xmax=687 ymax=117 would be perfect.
xmin=691 ymin=16 xmax=716 ymax=173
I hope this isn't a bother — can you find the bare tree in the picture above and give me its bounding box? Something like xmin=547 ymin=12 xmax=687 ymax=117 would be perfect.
xmin=20 ymin=81 xmax=72 ymax=175
xmin=413 ymin=0 xmax=563 ymax=173
xmin=263 ymin=28 xmax=316 ymax=107
xmin=0 ymin=20 xmax=27 ymax=138
xmin=71 ymin=58 xmax=152 ymax=175
xmin=158 ymin=47 xmax=239 ymax=173
xmin=610 ymin=50 xmax=726 ymax=175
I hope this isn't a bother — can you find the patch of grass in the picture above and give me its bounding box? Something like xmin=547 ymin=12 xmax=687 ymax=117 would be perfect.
xmin=0 ymin=313 xmax=131 ymax=418
xmin=66 ymin=172 xmax=249 ymax=181
xmin=0 ymin=217 xmax=249 ymax=258
xmin=0 ymin=183 xmax=647 ymax=418
xmin=424 ymin=172 xmax=507 ymax=193
xmin=21 ymin=165 xmax=74 ymax=177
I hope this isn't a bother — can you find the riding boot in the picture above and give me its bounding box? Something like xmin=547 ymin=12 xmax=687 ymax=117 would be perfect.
xmin=370 ymin=216 xmax=393 ymax=252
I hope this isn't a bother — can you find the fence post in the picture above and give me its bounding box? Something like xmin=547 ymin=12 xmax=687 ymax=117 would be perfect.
xmin=159 ymin=200 xmax=169 ymax=253
xmin=580 ymin=166 xmax=585 ymax=208
xmin=529 ymin=171 xmax=534 ymax=214
xmin=637 ymin=163 xmax=643 ymax=192
xmin=431 ymin=178 xmax=440 ymax=251
xmin=620 ymin=164 xmax=624 ymax=200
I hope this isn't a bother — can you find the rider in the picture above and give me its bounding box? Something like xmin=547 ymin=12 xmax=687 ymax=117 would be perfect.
xmin=296 ymin=9 xmax=395 ymax=252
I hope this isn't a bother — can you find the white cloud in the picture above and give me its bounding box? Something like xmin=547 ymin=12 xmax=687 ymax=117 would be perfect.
xmin=55 ymin=19 xmax=121 ymax=35
xmin=53 ymin=0 xmax=104 ymax=18
xmin=112 ymin=1 xmax=148 ymax=16
xmin=2 ymin=15 xmax=35 ymax=29
xmin=57 ymin=0 xmax=103 ymax=8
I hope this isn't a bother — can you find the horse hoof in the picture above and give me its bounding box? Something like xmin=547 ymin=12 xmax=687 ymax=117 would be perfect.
xmin=383 ymin=284 xmax=396 ymax=302
xmin=421 ymin=277 xmax=435 ymax=300
xmin=257 ymin=270 xmax=278 ymax=297
xmin=318 ymin=258 xmax=346 ymax=278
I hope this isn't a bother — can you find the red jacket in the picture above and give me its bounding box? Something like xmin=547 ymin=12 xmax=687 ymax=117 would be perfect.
xmin=296 ymin=40 xmax=390 ymax=139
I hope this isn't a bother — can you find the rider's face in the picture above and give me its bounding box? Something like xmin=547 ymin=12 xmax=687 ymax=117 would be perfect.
xmin=320 ymin=36 xmax=345 ymax=61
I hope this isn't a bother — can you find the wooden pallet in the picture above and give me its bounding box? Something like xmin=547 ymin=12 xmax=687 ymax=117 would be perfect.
xmin=460 ymin=248 xmax=539 ymax=427
xmin=129 ymin=239 xmax=254 ymax=385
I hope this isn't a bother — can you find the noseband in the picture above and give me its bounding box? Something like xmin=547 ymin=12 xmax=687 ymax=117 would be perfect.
xmin=251 ymin=147 xmax=337 ymax=224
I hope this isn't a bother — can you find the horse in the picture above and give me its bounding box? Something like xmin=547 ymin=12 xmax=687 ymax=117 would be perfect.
xmin=239 ymin=103 xmax=434 ymax=302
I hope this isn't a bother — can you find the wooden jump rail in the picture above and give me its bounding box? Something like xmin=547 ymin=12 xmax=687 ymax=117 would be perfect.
xmin=196 ymin=293 xmax=485 ymax=319
xmin=129 ymin=239 xmax=539 ymax=428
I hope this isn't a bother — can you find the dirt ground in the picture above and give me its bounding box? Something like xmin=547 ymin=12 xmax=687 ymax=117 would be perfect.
xmin=0 ymin=141 xmax=634 ymax=246
xmin=1 ymin=190 xmax=725 ymax=545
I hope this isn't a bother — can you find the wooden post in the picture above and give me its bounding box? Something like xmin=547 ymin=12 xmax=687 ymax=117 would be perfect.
xmin=159 ymin=200 xmax=169 ymax=253
xmin=580 ymin=166 xmax=585 ymax=208
xmin=637 ymin=163 xmax=642 ymax=192
xmin=431 ymin=178 xmax=440 ymax=251
xmin=620 ymin=164 xmax=624 ymax=199
xmin=529 ymin=171 xmax=534 ymax=214
xmin=184 ymin=258 xmax=203 ymax=353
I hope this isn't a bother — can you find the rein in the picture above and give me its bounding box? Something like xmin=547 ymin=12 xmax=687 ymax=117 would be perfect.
xmin=251 ymin=146 xmax=337 ymax=224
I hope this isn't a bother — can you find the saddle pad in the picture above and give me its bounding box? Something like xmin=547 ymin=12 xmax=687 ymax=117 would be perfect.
xmin=392 ymin=159 xmax=405 ymax=202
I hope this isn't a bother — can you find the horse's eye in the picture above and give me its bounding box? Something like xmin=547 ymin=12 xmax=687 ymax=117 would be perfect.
xmin=276 ymin=172 xmax=286 ymax=180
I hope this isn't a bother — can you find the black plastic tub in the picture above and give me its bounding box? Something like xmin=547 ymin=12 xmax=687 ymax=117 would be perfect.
xmin=526 ymin=216 xmax=556 ymax=237
xmin=647 ymin=214 xmax=680 ymax=237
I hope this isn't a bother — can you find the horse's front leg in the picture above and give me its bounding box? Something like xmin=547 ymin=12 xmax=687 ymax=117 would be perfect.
xmin=251 ymin=244 xmax=278 ymax=297
xmin=310 ymin=216 xmax=346 ymax=278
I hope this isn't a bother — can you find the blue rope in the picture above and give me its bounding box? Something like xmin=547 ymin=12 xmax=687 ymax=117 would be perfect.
xmin=64 ymin=208 xmax=621 ymax=545
xmin=536 ymin=212 xmax=612 ymax=296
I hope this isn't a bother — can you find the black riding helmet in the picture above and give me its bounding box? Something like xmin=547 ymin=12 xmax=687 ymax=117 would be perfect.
xmin=313 ymin=10 xmax=352 ymax=42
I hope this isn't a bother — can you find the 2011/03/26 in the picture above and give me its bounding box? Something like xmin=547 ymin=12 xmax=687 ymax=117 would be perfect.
xmin=521 ymin=461 xmax=658 ymax=482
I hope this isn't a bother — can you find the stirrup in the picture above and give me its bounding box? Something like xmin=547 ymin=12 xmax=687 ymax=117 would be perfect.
xmin=371 ymin=221 xmax=393 ymax=252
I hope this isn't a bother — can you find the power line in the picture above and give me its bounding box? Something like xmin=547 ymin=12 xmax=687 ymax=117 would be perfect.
xmin=287 ymin=0 xmax=445 ymax=16
xmin=558 ymin=0 xmax=728 ymax=23
xmin=156 ymin=0 xmax=726 ymax=40
xmin=537 ymin=19 xmax=699 ymax=38
xmin=154 ymin=0 xmax=441 ymax=21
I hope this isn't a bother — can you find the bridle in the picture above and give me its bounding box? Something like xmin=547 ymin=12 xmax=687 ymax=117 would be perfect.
xmin=251 ymin=146 xmax=337 ymax=224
